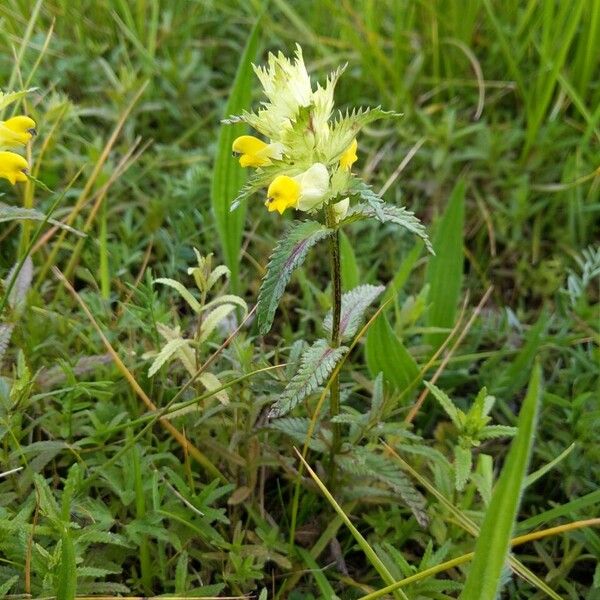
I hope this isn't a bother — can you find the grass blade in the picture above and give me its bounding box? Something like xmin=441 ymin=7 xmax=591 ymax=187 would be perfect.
xmin=460 ymin=363 xmax=542 ymax=599
xmin=365 ymin=312 xmax=419 ymax=392
xmin=425 ymin=178 xmax=465 ymax=350
xmin=210 ymin=18 xmax=261 ymax=293
xmin=294 ymin=448 xmax=408 ymax=600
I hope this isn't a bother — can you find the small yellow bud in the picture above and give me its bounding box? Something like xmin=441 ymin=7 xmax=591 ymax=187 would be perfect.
xmin=0 ymin=151 xmax=29 ymax=184
xmin=0 ymin=115 xmax=37 ymax=146
xmin=265 ymin=175 xmax=301 ymax=214
xmin=339 ymin=138 xmax=358 ymax=170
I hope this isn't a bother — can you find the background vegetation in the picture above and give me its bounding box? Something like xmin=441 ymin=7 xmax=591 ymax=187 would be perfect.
xmin=0 ymin=0 xmax=598 ymax=598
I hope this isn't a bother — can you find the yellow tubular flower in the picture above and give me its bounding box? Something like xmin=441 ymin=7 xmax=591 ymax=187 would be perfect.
xmin=232 ymin=135 xmax=274 ymax=168
xmin=339 ymin=138 xmax=358 ymax=170
xmin=0 ymin=115 xmax=36 ymax=146
xmin=0 ymin=151 xmax=29 ymax=184
xmin=265 ymin=176 xmax=301 ymax=214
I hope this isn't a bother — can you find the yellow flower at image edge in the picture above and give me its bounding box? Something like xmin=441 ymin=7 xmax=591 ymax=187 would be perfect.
xmin=0 ymin=115 xmax=36 ymax=146
xmin=340 ymin=138 xmax=358 ymax=170
xmin=0 ymin=151 xmax=29 ymax=184
xmin=232 ymin=135 xmax=282 ymax=168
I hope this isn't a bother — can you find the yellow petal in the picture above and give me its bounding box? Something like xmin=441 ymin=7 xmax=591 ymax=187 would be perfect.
xmin=0 ymin=151 xmax=29 ymax=185
xmin=339 ymin=138 xmax=358 ymax=170
xmin=265 ymin=175 xmax=300 ymax=214
xmin=232 ymin=135 xmax=273 ymax=168
xmin=0 ymin=115 xmax=36 ymax=146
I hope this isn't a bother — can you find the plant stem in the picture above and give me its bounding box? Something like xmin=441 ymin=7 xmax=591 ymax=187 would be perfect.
xmin=325 ymin=208 xmax=342 ymax=481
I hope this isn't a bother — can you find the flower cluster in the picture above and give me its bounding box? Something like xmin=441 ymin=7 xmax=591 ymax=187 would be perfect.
xmin=228 ymin=45 xmax=370 ymax=219
xmin=0 ymin=90 xmax=36 ymax=185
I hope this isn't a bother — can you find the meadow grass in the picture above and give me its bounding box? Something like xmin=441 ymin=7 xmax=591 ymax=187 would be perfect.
xmin=0 ymin=1 xmax=598 ymax=598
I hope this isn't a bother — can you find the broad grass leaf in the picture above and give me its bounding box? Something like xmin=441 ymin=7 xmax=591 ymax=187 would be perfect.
xmin=425 ymin=178 xmax=465 ymax=350
xmin=268 ymin=339 xmax=347 ymax=418
xmin=460 ymin=364 xmax=541 ymax=599
xmin=365 ymin=312 xmax=419 ymax=392
xmin=257 ymin=220 xmax=332 ymax=335
xmin=324 ymin=284 xmax=384 ymax=341
xmin=210 ymin=19 xmax=260 ymax=293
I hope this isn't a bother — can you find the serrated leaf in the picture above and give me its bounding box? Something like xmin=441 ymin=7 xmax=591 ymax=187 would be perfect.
xmin=324 ymin=284 xmax=384 ymax=341
xmin=322 ymin=106 xmax=401 ymax=162
xmin=479 ymin=425 xmax=517 ymax=439
xmin=345 ymin=183 xmax=433 ymax=253
xmin=257 ymin=220 xmax=332 ymax=334
xmin=148 ymin=337 xmax=191 ymax=378
xmin=337 ymin=449 xmax=428 ymax=527
xmin=0 ymin=203 xmax=84 ymax=236
xmin=268 ymin=417 xmax=328 ymax=452
xmin=6 ymin=256 xmax=33 ymax=312
xmin=0 ymin=88 xmax=35 ymax=111
xmin=0 ymin=576 xmax=18 ymax=596
xmin=460 ymin=364 xmax=541 ymax=599
xmin=198 ymin=302 xmax=238 ymax=343
xmin=268 ymin=339 xmax=347 ymax=418
xmin=424 ymin=381 xmax=463 ymax=428
xmin=154 ymin=278 xmax=202 ymax=313
xmin=199 ymin=372 xmax=228 ymax=405
xmin=454 ymin=445 xmax=472 ymax=491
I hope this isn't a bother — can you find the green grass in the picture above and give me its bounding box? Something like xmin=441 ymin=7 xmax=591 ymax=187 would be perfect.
xmin=0 ymin=0 xmax=598 ymax=597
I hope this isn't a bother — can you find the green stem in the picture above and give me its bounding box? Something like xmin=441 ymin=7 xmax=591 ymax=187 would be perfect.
xmin=325 ymin=208 xmax=342 ymax=481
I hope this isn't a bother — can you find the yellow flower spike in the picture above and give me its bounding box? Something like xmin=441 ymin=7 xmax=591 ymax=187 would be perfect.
xmin=232 ymin=135 xmax=271 ymax=168
xmin=265 ymin=175 xmax=301 ymax=214
xmin=0 ymin=115 xmax=37 ymax=146
xmin=340 ymin=138 xmax=358 ymax=170
xmin=0 ymin=151 xmax=29 ymax=184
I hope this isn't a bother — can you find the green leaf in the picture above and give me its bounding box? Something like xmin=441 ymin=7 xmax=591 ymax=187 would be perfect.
xmin=365 ymin=312 xmax=419 ymax=392
xmin=210 ymin=18 xmax=261 ymax=292
xmin=454 ymin=445 xmax=472 ymax=491
xmin=268 ymin=339 xmax=347 ymax=418
xmin=257 ymin=220 xmax=332 ymax=335
xmin=460 ymin=364 xmax=541 ymax=600
xmin=268 ymin=417 xmax=328 ymax=452
xmin=424 ymin=178 xmax=465 ymax=350
xmin=337 ymin=448 xmax=428 ymax=527
xmin=0 ymin=202 xmax=84 ymax=236
xmin=154 ymin=278 xmax=202 ymax=313
xmin=424 ymin=381 xmax=463 ymax=428
xmin=322 ymin=106 xmax=401 ymax=162
xmin=324 ymin=284 xmax=384 ymax=341
xmin=346 ymin=183 xmax=433 ymax=253
xmin=56 ymin=528 xmax=77 ymax=600
xmin=0 ymin=576 xmax=18 ymax=596
xmin=148 ymin=337 xmax=191 ymax=377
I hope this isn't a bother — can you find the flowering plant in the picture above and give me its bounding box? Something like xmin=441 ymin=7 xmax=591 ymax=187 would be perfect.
xmin=225 ymin=45 xmax=432 ymax=471
xmin=0 ymin=90 xmax=36 ymax=185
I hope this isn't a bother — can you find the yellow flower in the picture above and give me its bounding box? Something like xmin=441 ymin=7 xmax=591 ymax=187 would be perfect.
xmin=339 ymin=138 xmax=358 ymax=170
xmin=232 ymin=135 xmax=282 ymax=168
xmin=0 ymin=115 xmax=36 ymax=147
xmin=0 ymin=151 xmax=29 ymax=184
xmin=265 ymin=175 xmax=301 ymax=214
xmin=265 ymin=163 xmax=330 ymax=215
